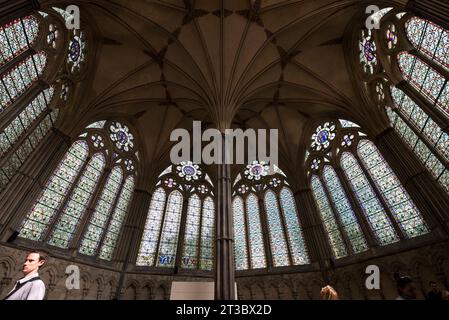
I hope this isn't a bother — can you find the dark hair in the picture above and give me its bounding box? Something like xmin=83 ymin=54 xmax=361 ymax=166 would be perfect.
xmin=29 ymin=250 xmax=48 ymax=263
xmin=429 ymin=281 xmax=437 ymax=285
xmin=394 ymin=273 xmax=414 ymax=289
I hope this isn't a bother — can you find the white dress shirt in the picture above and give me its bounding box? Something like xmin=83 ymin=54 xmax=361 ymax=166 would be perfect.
xmin=4 ymin=272 xmax=46 ymax=300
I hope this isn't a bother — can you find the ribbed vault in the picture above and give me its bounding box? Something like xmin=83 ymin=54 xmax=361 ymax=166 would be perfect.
xmin=49 ymin=0 xmax=403 ymax=187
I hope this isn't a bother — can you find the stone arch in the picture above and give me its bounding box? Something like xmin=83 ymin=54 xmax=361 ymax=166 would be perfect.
xmin=277 ymin=281 xmax=294 ymax=300
xmin=263 ymin=281 xmax=279 ymax=300
xmin=236 ymin=283 xmax=251 ymax=300
xmin=123 ymin=280 xmax=139 ymax=300
xmin=154 ymin=283 xmax=167 ymax=300
xmin=250 ymin=282 xmax=265 ymax=300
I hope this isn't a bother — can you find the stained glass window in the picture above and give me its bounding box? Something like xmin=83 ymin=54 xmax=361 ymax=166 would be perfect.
xmin=99 ymin=176 xmax=135 ymax=261
xmin=19 ymin=141 xmax=89 ymax=241
xmin=0 ymin=16 xmax=39 ymax=68
xmin=48 ymin=153 xmax=105 ymax=248
xmin=311 ymin=176 xmax=348 ymax=258
xmin=397 ymin=52 xmax=449 ymax=118
xmin=1 ymin=52 xmax=47 ymax=112
xmin=137 ymin=161 xmax=214 ymax=270
xmin=137 ymin=188 xmax=166 ymax=266
xmin=246 ymin=194 xmax=266 ymax=269
xmin=0 ymin=110 xmax=57 ymax=192
xmin=279 ymin=188 xmax=310 ymax=265
xmin=156 ymin=191 xmax=183 ymax=267
xmin=264 ymin=190 xmax=289 ymax=267
xmin=199 ymin=196 xmax=215 ymax=270
xmin=0 ymin=87 xmax=54 ymax=159
xmin=322 ymin=166 xmax=369 ymax=253
xmin=340 ymin=152 xmax=399 ymax=245
xmin=388 ymin=87 xmax=448 ymax=193
xmin=357 ymin=140 xmax=429 ymax=237
xmin=79 ymin=166 xmax=124 ymax=255
xmin=233 ymin=197 xmax=248 ymax=270
xmin=405 ymin=17 xmax=449 ymax=71
xmin=182 ymin=194 xmax=201 ymax=269
xmin=18 ymin=120 xmax=138 ymax=262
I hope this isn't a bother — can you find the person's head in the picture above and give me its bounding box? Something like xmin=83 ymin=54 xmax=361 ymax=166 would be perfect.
xmin=429 ymin=281 xmax=439 ymax=292
xmin=394 ymin=273 xmax=417 ymax=300
xmin=22 ymin=251 xmax=47 ymax=276
xmin=320 ymin=285 xmax=339 ymax=300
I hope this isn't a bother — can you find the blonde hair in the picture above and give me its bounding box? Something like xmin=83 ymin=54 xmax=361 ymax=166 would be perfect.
xmin=320 ymin=285 xmax=339 ymax=300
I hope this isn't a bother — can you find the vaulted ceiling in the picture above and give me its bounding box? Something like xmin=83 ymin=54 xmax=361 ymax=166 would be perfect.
xmin=51 ymin=0 xmax=403 ymax=187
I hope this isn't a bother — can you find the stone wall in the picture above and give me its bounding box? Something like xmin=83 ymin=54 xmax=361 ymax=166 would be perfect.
xmin=236 ymin=242 xmax=449 ymax=300
xmin=2 ymin=242 xmax=449 ymax=300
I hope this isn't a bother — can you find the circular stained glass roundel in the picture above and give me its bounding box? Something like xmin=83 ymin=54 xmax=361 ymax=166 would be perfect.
xmin=176 ymin=161 xmax=202 ymax=181
xmin=311 ymin=122 xmax=336 ymax=151
xmin=109 ymin=122 xmax=134 ymax=152
xmin=244 ymin=161 xmax=269 ymax=181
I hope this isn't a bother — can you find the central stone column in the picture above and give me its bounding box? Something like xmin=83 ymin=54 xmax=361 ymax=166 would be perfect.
xmin=215 ymin=134 xmax=235 ymax=300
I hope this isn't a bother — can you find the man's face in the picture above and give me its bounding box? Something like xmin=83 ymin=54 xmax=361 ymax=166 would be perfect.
xmin=22 ymin=253 xmax=44 ymax=276
xmin=402 ymin=282 xmax=418 ymax=299
xmin=431 ymin=283 xmax=438 ymax=292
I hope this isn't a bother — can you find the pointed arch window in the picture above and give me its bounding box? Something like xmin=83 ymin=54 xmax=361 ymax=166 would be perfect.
xmin=0 ymin=12 xmax=71 ymax=195
xmin=232 ymin=162 xmax=309 ymax=271
xmin=0 ymin=16 xmax=39 ymax=68
xmin=405 ymin=17 xmax=449 ymax=71
xmin=18 ymin=121 xmax=138 ymax=261
xmin=306 ymin=120 xmax=429 ymax=258
xmin=369 ymin=14 xmax=449 ymax=195
xmin=137 ymin=162 xmax=216 ymax=271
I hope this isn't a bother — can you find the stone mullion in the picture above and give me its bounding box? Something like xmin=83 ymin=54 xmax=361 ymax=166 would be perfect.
xmin=353 ymin=153 xmax=406 ymax=240
xmin=409 ymin=47 xmax=449 ymax=82
xmin=0 ymin=80 xmax=47 ymax=131
xmin=174 ymin=196 xmax=190 ymax=270
xmin=69 ymin=167 xmax=112 ymax=253
xmin=334 ymin=166 xmax=378 ymax=248
xmin=294 ymin=188 xmax=333 ymax=285
xmin=375 ymin=128 xmax=449 ymax=233
xmin=0 ymin=129 xmax=69 ymax=240
xmin=154 ymin=188 xmax=170 ymax=267
xmin=393 ymin=109 xmax=449 ymax=169
xmin=242 ymin=195 xmax=252 ymax=269
xmin=94 ymin=178 xmax=127 ymax=258
xmin=274 ymin=192 xmax=294 ymax=266
xmin=0 ymin=48 xmax=34 ymax=78
xmin=294 ymin=188 xmax=332 ymax=264
xmin=396 ymin=81 xmax=449 ymax=132
xmin=319 ymin=175 xmax=355 ymax=256
xmin=257 ymin=196 xmax=274 ymax=270
xmin=196 ymin=197 xmax=204 ymax=270
xmin=41 ymin=155 xmax=92 ymax=243
xmin=0 ymin=109 xmax=50 ymax=169
xmin=113 ymin=189 xmax=152 ymax=265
